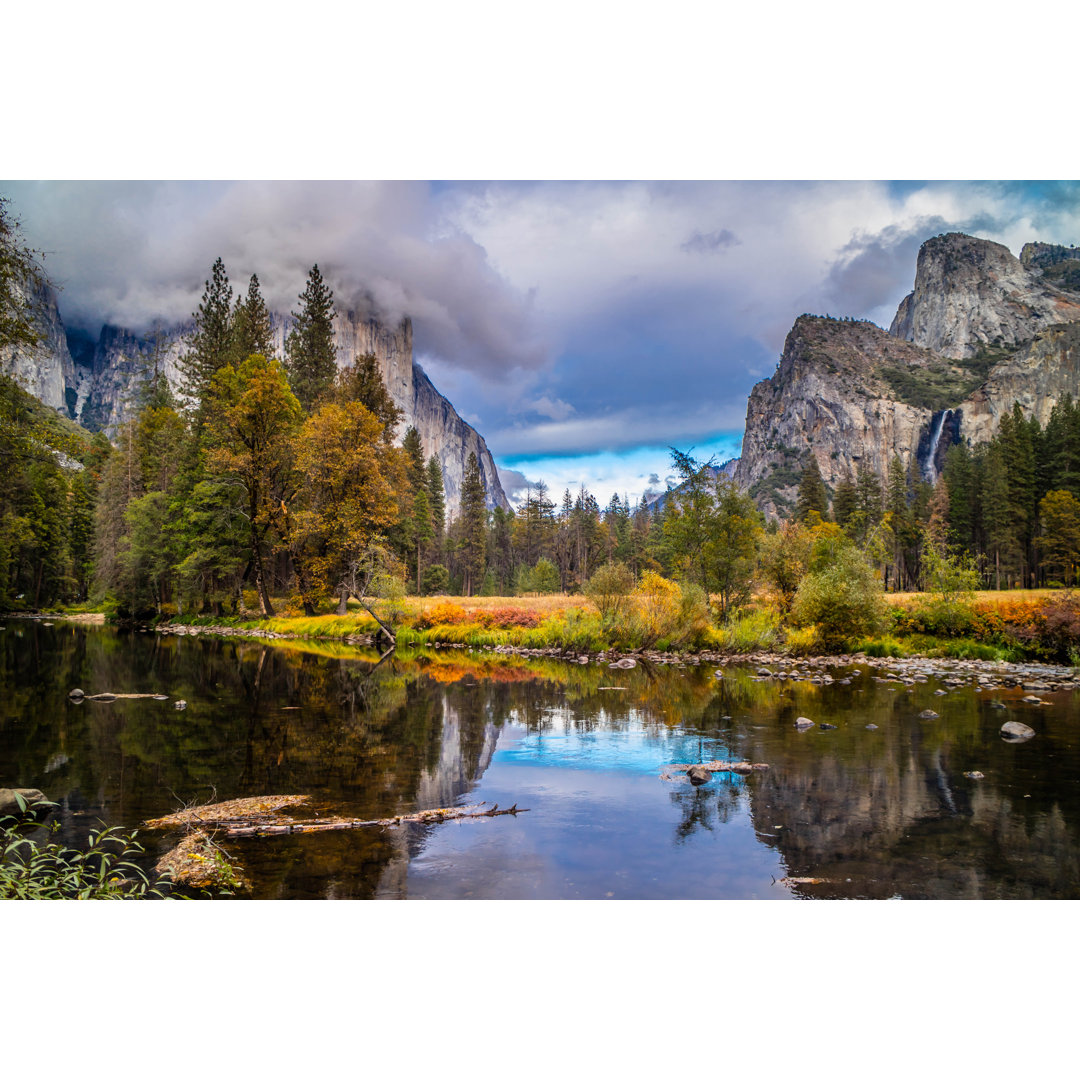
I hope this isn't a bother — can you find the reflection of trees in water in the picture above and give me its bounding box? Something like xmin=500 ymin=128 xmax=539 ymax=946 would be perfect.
xmin=7 ymin=625 xmax=1080 ymax=898
xmin=669 ymin=773 xmax=744 ymax=843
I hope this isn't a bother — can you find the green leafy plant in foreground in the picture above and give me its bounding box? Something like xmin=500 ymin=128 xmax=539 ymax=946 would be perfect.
xmin=1 ymin=797 xmax=168 ymax=900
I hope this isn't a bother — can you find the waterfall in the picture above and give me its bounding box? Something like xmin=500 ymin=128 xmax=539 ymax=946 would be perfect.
xmin=920 ymin=410 xmax=950 ymax=483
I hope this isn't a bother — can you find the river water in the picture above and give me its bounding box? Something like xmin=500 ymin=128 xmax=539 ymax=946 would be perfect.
xmin=2 ymin=618 xmax=1079 ymax=899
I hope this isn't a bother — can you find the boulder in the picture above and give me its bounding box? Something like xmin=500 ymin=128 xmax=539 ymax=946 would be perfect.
xmin=964 ymin=771 xmax=985 ymax=780
xmin=794 ymin=717 xmax=815 ymax=730
xmin=0 ymin=788 xmax=48 ymax=816
xmin=819 ymin=722 xmax=838 ymax=730
xmin=1001 ymin=721 xmax=1036 ymax=740
xmin=68 ymin=688 xmax=84 ymax=699
xmin=919 ymin=709 xmax=940 ymax=720
xmin=687 ymin=766 xmax=711 ymax=785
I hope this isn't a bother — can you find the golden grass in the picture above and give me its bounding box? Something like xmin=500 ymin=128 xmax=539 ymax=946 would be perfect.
xmin=408 ymin=593 xmax=590 ymax=617
xmin=883 ymin=589 xmax=1062 ymax=607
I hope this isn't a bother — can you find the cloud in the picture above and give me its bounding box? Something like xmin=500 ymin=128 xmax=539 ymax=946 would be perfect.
xmin=495 ymin=466 xmax=536 ymax=506
xmin=8 ymin=178 xmax=1080 ymax=481
xmin=2 ymin=180 xmax=548 ymax=378
xmin=681 ymin=228 xmax=739 ymax=254
xmin=647 ymin=473 xmax=660 ymax=486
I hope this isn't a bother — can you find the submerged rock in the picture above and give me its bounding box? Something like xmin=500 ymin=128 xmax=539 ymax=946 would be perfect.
xmin=819 ymin=722 xmax=838 ymax=730
xmin=1001 ymin=721 xmax=1036 ymax=740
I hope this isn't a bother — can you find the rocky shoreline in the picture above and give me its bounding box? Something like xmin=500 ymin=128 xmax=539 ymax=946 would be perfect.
xmin=149 ymin=621 xmax=1079 ymax=686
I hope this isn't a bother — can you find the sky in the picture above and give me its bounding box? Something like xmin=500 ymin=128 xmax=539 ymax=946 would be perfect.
xmin=4 ymin=179 xmax=1080 ymax=507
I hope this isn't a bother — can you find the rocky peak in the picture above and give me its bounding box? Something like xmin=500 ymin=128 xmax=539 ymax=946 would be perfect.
xmin=889 ymin=232 xmax=1080 ymax=358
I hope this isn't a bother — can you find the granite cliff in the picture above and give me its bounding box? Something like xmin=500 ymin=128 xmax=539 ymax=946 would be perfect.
xmin=0 ymin=290 xmax=508 ymax=512
xmin=734 ymin=232 xmax=1080 ymax=516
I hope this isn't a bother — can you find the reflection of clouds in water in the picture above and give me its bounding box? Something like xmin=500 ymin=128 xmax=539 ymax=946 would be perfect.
xmin=494 ymin=722 xmax=742 ymax=776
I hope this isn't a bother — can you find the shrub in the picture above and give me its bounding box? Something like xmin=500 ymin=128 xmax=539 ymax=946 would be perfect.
xmin=720 ymin=607 xmax=782 ymax=653
xmin=413 ymin=600 xmax=469 ymax=629
xmin=784 ymin=624 xmax=821 ymax=656
xmin=476 ymin=607 xmax=543 ymax=629
xmin=633 ymin=571 xmax=682 ymax=648
xmin=791 ymin=537 xmax=886 ymax=653
xmin=422 ymin=564 xmax=450 ymax=595
xmin=583 ymin=562 xmax=635 ymax=627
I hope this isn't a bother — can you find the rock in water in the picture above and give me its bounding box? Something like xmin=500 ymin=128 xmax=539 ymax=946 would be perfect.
xmin=174 ymin=700 xmax=187 ymax=710
xmin=919 ymin=709 xmax=940 ymax=720
xmin=0 ymin=788 xmax=48 ymax=815
xmin=687 ymin=765 xmax=711 ymax=785
xmin=1001 ymin=721 xmax=1036 ymax=740
xmin=964 ymin=771 xmax=985 ymax=780
xmin=865 ymin=724 xmax=879 ymax=731
xmin=68 ymin=688 xmax=84 ymax=699
xmin=819 ymin=722 xmax=837 ymax=730
xmin=794 ymin=717 xmax=815 ymax=730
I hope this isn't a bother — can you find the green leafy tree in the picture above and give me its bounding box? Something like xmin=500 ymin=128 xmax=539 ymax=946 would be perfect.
xmin=663 ymin=450 xmax=762 ymax=620
xmin=1039 ymin=489 xmax=1080 ymax=585
xmin=204 ymin=355 xmax=304 ymax=615
xmin=791 ymin=533 xmax=886 ymax=652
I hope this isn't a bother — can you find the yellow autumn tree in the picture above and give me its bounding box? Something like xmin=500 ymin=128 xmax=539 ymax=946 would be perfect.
xmin=289 ymin=400 xmax=406 ymax=612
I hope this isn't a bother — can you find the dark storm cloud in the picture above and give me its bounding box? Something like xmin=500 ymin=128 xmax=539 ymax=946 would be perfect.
xmin=681 ymin=228 xmax=740 ymax=254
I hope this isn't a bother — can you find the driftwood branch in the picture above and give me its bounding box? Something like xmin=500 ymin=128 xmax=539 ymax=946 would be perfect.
xmin=145 ymin=795 xmax=528 ymax=840
xmin=220 ymin=802 xmax=528 ymax=837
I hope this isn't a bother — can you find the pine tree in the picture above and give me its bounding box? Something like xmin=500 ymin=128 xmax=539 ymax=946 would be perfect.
xmin=180 ymin=257 xmax=234 ymax=408
xmin=334 ymin=353 xmax=402 ymax=439
xmin=231 ymin=273 xmax=274 ymax=362
xmin=402 ymin=427 xmax=433 ymax=592
xmin=426 ymin=455 xmax=446 ymax=541
xmin=459 ymin=452 xmax=487 ymax=596
xmin=285 ymin=264 xmax=337 ymax=412
xmin=832 ymin=478 xmax=858 ymax=530
xmin=795 ymin=456 xmax=829 ymax=522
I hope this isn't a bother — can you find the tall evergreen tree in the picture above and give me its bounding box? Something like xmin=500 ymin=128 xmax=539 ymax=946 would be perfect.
xmin=180 ymin=257 xmax=234 ymax=408
xmin=334 ymin=353 xmax=402 ymax=439
xmin=285 ymin=264 xmax=337 ymax=412
xmin=231 ymin=273 xmax=274 ymax=362
xmin=795 ymin=456 xmax=829 ymax=522
xmin=459 ymin=452 xmax=487 ymax=596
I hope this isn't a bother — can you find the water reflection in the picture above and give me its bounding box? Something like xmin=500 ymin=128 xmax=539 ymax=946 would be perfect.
xmin=2 ymin=620 xmax=1079 ymax=899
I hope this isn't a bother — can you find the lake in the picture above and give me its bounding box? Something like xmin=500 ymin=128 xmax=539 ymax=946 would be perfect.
xmin=2 ymin=618 xmax=1078 ymax=899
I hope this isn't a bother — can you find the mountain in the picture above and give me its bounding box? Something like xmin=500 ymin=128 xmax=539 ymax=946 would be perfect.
xmin=0 ymin=289 xmax=508 ymax=512
xmin=733 ymin=232 xmax=1080 ymax=516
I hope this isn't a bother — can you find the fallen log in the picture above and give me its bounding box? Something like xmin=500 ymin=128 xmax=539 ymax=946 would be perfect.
xmin=144 ymin=794 xmax=311 ymax=829
xmin=220 ymin=802 xmax=528 ymax=837
xmin=660 ymin=761 xmax=769 ymax=782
